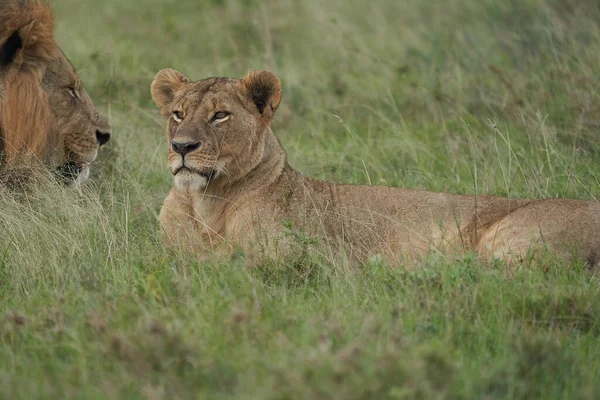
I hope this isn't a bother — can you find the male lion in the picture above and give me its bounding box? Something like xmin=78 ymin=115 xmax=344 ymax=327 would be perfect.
xmin=0 ymin=0 xmax=111 ymax=183
xmin=152 ymin=68 xmax=600 ymax=266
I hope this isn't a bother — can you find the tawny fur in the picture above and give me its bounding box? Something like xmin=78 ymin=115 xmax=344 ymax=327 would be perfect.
xmin=0 ymin=0 xmax=110 ymax=179
xmin=153 ymin=69 xmax=600 ymax=266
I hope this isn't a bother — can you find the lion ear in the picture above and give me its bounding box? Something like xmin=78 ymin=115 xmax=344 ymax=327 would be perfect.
xmin=0 ymin=30 xmax=23 ymax=68
xmin=0 ymin=2 xmax=57 ymax=72
xmin=238 ymin=70 xmax=282 ymax=121
xmin=151 ymin=69 xmax=190 ymax=117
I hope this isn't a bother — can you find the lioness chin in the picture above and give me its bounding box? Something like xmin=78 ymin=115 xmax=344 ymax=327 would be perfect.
xmin=152 ymin=69 xmax=600 ymax=266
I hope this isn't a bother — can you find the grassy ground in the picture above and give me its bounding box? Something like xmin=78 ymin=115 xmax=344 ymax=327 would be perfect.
xmin=2 ymin=0 xmax=600 ymax=398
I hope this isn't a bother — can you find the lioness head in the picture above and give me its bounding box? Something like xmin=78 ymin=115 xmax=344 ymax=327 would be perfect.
xmin=152 ymin=69 xmax=281 ymax=190
xmin=0 ymin=1 xmax=111 ymax=183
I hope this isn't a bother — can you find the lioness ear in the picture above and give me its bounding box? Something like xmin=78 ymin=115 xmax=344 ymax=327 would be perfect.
xmin=0 ymin=2 xmax=57 ymax=72
xmin=151 ymin=68 xmax=190 ymax=117
xmin=238 ymin=70 xmax=282 ymax=121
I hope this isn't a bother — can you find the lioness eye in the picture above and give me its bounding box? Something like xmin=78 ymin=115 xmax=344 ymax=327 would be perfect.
xmin=212 ymin=111 xmax=230 ymax=122
xmin=172 ymin=111 xmax=184 ymax=123
xmin=68 ymin=88 xmax=78 ymax=99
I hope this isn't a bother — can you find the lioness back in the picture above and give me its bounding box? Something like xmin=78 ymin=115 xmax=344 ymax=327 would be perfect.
xmin=152 ymin=68 xmax=600 ymax=266
xmin=0 ymin=0 xmax=111 ymax=183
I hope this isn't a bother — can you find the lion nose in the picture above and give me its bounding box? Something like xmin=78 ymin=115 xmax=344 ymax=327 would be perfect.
xmin=172 ymin=140 xmax=201 ymax=156
xmin=96 ymin=130 xmax=111 ymax=146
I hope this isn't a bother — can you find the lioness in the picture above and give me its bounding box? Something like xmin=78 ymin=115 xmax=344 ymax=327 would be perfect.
xmin=0 ymin=0 xmax=111 ymax=183
xmin=152 ymin=68 xmax=600 ymax=266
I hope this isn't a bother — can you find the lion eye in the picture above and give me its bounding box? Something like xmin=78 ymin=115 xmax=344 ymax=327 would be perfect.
xmin=212 ymin=111 xmax=230 ymax=122
xmin=172 ymin=111 xmax=184 ymax=123
xmin=68 ymin=87 xmax=79 ymax=100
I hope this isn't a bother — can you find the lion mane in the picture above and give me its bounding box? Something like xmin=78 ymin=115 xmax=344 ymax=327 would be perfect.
xmin=0 ymin=0 xmax=57 ymax=162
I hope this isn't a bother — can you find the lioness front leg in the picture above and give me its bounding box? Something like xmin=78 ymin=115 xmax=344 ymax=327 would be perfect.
xmin=161 ymin=221 xmax=232 ymax=261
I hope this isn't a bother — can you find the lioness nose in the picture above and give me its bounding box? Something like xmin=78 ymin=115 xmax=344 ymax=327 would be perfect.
xmin=172 ymin=140 xmax=201 ymax=156
xmin=96 ymin=130 xmax=111 ymax=146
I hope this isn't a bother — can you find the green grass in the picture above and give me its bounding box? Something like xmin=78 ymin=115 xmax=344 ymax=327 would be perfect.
xmin=2 ymin=0 xmax=600 ymax=398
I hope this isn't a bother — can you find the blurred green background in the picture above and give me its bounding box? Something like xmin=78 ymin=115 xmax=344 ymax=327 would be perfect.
xmin=1 ymin=0 xmax=600 ymax=398
xmin=56 ymin=0 xmax=600 ymax=197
